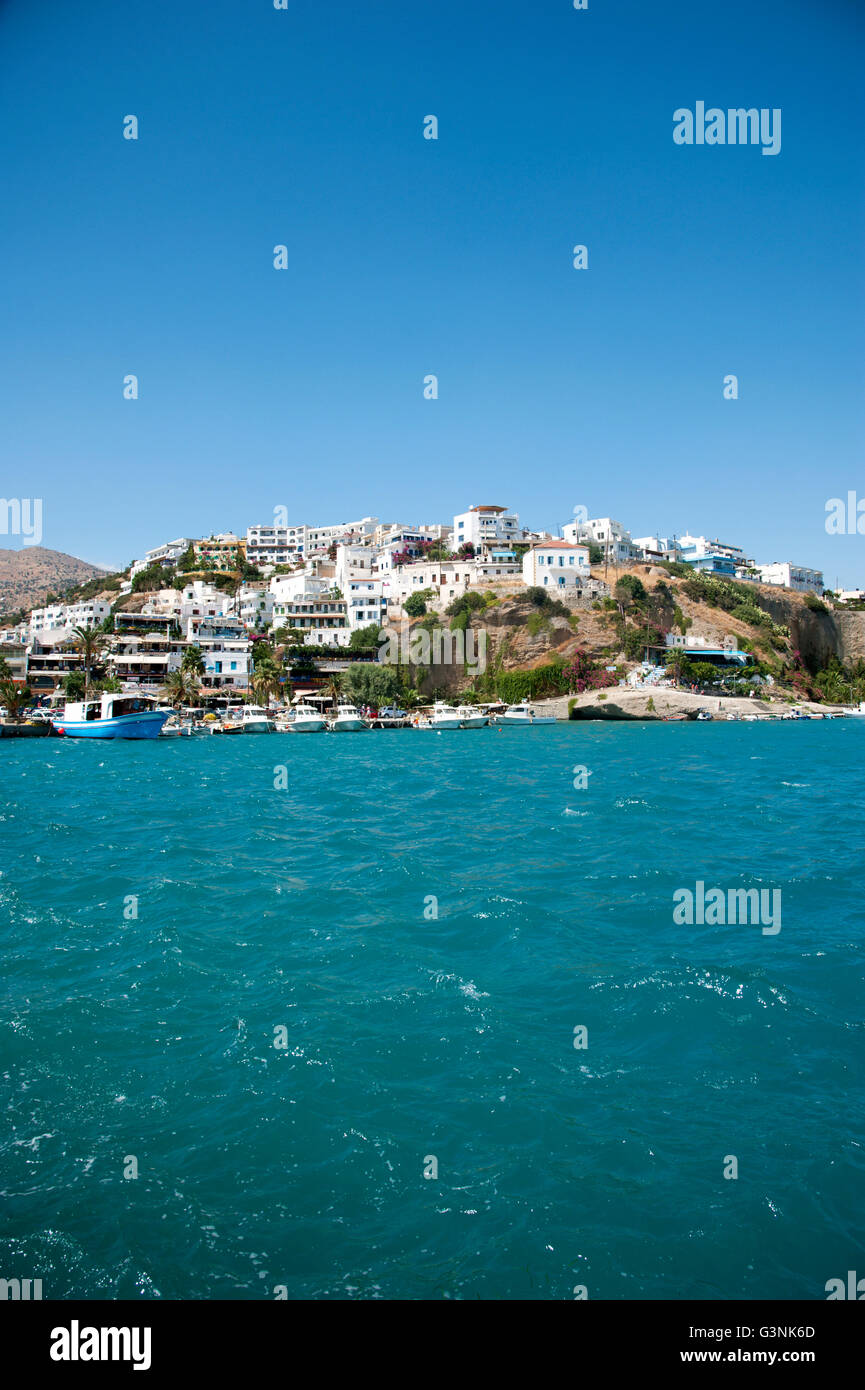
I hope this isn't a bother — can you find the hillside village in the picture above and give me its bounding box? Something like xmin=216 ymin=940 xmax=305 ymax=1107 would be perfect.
xmin=2 ymin=504 xmax=864 ymax=717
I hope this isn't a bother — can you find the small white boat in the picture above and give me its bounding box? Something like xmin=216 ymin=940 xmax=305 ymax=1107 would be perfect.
xmin=279 ymin=702 xmax=326 ymax=733
xmin=160 ymin=713 xmax=194 ymax=737
xmin=329 ymin=702 xmax=368 ymax=732
xmin=696 ymin=710 xmax=713 ymax=721
xmin=455 ymin=705 xmax=488 ymax=728
xmin=844 ymin=702 xmax=865 ymax=718
xmin=430 ymin=702 xmax=464 ymax=730
xmin=223 ymin=704 xmax=276 ymax=733
xmin=492 ymin=704 xmax=557 ymax=726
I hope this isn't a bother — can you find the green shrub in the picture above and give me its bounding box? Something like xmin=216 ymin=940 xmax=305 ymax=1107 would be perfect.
xmin=403 ymin=592 xmax=427 ymax=617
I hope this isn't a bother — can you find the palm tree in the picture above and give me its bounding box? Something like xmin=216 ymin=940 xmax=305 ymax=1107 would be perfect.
xmin=250 ymin=651 xmax=283 ymax=706
xmin=181 ymin=644 xmax=206 ymax=678
xmin=72 ymin=624 xmax=107 ymax=697
xmin=0 ymin=676 xmax=31 ymax=723
xmin=160 ymin=670 xmax=197 ymax=708
xmin=321 ymin=675 xmax=342 ymax=714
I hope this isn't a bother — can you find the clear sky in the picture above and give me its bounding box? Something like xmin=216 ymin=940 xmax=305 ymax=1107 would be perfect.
xmin=1 ymin=0 xmax=863 ymax=585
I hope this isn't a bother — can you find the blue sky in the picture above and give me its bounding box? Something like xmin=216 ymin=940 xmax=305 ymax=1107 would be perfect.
xmin=1 ymin=0 xmax=863 ymax=585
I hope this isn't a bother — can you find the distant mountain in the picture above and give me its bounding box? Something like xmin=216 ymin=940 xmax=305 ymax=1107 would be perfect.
xmin=0 ymin=547 xmax=111 ymax=618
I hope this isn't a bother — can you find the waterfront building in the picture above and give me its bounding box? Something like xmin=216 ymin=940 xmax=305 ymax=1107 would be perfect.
xmin=25 ymin=638 xmax=86 ymax=698
xmin=522 ymin=540 xmax=591 ymax=590
xmin=108 ymin=635 xmax=184 ymax=690
xmin=200 ymin=640 xmax=251 ymax=690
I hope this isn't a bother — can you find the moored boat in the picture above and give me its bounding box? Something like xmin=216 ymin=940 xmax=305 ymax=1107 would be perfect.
xmin=491 ymin=703 xmax=556 ymax=726
xmin=52 ymin=693 xmax=170 ymax=740
xmin=278 ymin=702 xmax=326 ymax=733
xmin=455 ymin=705 xmax=489 ymax=728
xmin=328 ymin=702 xmax=368 ymax=732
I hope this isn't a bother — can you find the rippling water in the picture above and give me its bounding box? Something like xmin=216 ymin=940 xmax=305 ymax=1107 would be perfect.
xmin=1 ymin=721 xmax=863 ymax=1300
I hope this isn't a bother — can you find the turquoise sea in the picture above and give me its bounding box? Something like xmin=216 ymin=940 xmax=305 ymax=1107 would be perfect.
xmin=1 ymin=722 xmax=863 ymax=1301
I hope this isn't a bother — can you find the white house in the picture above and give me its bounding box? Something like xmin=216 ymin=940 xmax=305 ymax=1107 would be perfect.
xmin=632 ymin=535 xmax=683 ymax=563
xmin=245 ymin=524 xmax=304 ymax=568
xmin=522 ymin=541 xmax=591 ymax=590
xmin=229 ymin=586 xmax=275 ymax=631
xmin=200 ymin=641 xmax=251 ymax=690
xmin=453 ymin=504 xmax=520 ymax=553
xmin=562 ymin=517 xmax=639 ymax=565
xmin=28 ymin=599 xmax=110 ymax=639
xmin=272 ymin=594 xmax=350 ymax=646
xmin=756 ymin=562 xmax=824 ymax=595
xmin=345 ymin=578 xmax=388 ymax=632
xmin=145 ymin=537 xmax=197 ymax=568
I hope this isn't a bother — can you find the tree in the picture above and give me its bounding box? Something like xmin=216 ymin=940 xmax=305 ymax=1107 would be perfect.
xmin=62 ymin=670 xmax=87 ymax=700
xmin=160 ymin=670 xmax=199 ymax=707
xmin=524 ymin=586 xmax=550 ymax=608
xmin=588 ymin=542 xmax=604 ymax=565
xmin=93 ymin=674 xmax=122 ymax=695
xmin=403 ymin=592 xmax=428 ymax=617
xmin=665 ymin=649 xmax=688 ymax=684
xmin=614 ymin=575 xmax=646 ymax=615
xmin=72 ymin=625 xmax=108 ymax=696
xmin=182 ymin=645 xmax=206 ymax=678
xmin=349 ymin=624 xmax=381 ymax=650
xmin=320 ymin=675 xmax=342 ymax=712
xmin=0 ymin=677 xmax=31 ymax=722
xmin=340 ymin=664 xmax=401 ymax=706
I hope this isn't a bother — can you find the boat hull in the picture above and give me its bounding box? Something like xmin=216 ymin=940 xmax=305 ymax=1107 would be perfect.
xmin=52 ymin=711 xmax=170 ymax=740
xmin=284 ymin=720 xmax=326 ymax=733
xmin=330 ymin=719 xmax=367 ymax=732
xmin=492 ymin=715 xmax=556 ymax=726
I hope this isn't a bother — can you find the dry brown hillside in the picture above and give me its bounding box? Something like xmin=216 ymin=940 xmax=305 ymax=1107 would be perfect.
xmin=0 ymin=547 xmax=109 ymax=617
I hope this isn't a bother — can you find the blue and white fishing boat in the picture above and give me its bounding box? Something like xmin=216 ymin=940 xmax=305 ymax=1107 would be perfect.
xmin=51 ymin=692 xmax=171 ymax=740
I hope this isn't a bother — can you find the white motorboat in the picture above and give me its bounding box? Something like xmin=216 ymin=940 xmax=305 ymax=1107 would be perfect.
xmin=696 ymin=710 xmax=713 ymax=721
xmin=328 ymin=702 xmax=368 ymax=732
xmin=223 ymin=704 xmax=276 ymax=733
xmin=430 ymin=702 xmax=464 ymax=730
xmin=279 ymin=702 xmax=326 ymax=733
xmin=491 ymin=704 xmax=557 ymax=726
xmin=455 ymin=705 xmax=488 ymax=728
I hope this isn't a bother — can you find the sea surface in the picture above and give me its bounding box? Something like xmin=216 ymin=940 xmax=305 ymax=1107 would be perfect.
xmin=1 ymin=721 xmax=863 ymax=1301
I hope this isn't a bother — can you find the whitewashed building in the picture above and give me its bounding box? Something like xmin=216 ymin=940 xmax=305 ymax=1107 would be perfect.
xmin=453 ymin=504 xmax=520 ymax=553
xmin=522 ymin=541 xmax=591 ymax=590
xmin=145 ymin=537 xmax=197 ymax=568
xmin=562 ymin=517 xmax=639 ymax=566
xmin=345 ymin=579 xmax=388 ymax=632
xmin=756 ymin=562 xmax=824 ymax=595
